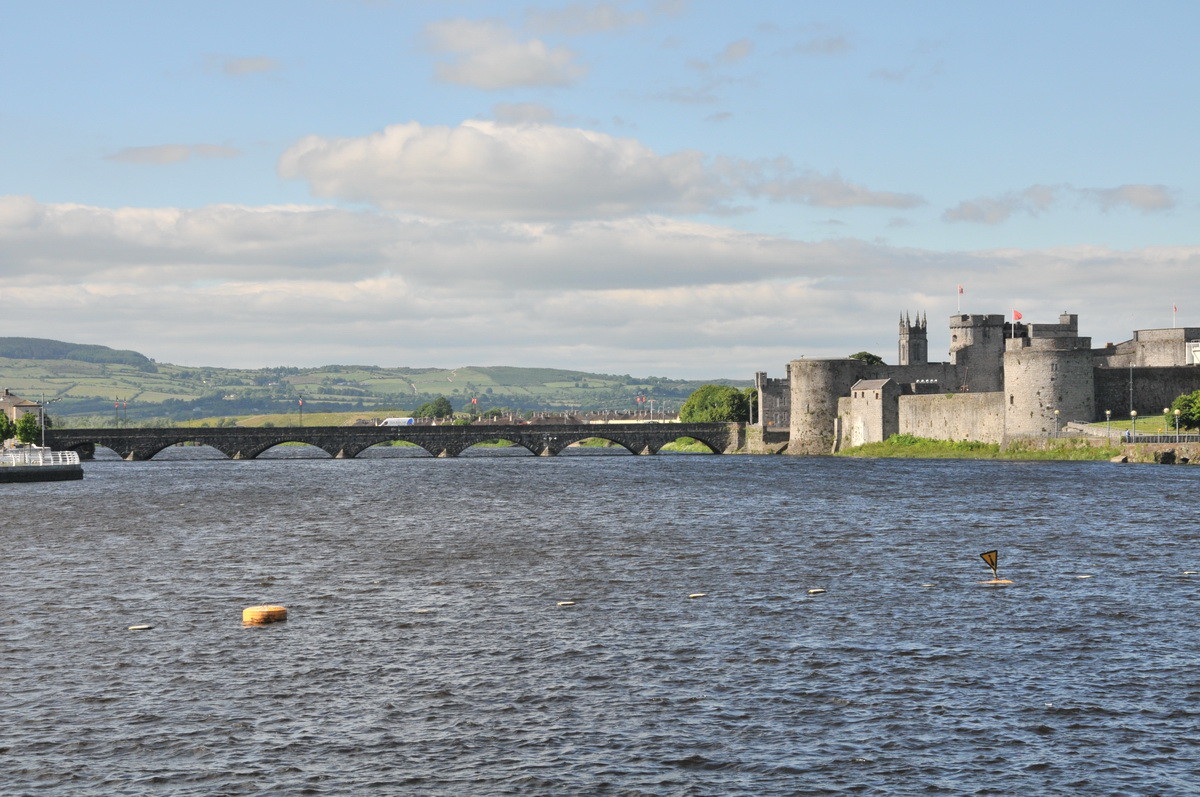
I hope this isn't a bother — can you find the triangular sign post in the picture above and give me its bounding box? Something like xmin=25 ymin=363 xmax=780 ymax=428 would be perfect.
xmin=980 ymin=550 xmax=999 ymax=580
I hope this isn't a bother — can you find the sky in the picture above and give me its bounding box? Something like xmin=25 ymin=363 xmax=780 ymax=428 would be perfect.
xmin=2 ymin=0 xmax=1199 ymax=378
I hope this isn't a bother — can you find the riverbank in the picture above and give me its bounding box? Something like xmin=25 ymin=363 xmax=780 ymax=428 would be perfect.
xmin=837 ymin=434 xmax=1122 ymax=461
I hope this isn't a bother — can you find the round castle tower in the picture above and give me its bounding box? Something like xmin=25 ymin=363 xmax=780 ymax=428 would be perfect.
xmin=787 ymin=359 xmax=867 ymax=454
xmin=1003 ymin=337 xmax=1095 ymax=438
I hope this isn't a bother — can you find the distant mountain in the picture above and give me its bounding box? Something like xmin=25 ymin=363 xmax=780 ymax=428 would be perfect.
xmin=0 ymin=340 xmax=748 ymax=423
xmin=0 ymin=337 xmax=154 ymax=368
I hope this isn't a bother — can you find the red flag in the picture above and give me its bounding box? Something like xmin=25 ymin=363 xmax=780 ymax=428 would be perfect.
xmin=298 ymin=399 xmax=304 ymax=406
xmin=957 ymin=285 xmax=964 ymax=294
xmin=1174 ymin=304 xmax=1178 ymax=313
xmin=471 ymin=397 xmax=478 ymax=405
xmin=115 ymin=402 xmax=119 ymax=409
xmin=1012 ymin=310 xmax=1023 ymax=321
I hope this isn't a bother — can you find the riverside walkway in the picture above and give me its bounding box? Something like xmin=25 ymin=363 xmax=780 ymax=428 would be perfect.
xmin=46 ymin=422 xmax=747 ymax=461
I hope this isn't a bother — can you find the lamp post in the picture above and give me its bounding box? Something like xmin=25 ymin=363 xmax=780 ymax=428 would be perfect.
xmin=39 ymin=393 xmax=61 ymax=448
xmin=1131 ymin=410 xmax=1138 ymax=439
xmin=1175 ymin=408 xmax=1181 ymax=441
xmin=1105 ymin=409 xmax=1112 ymax=438
xmin=1164 ymin=408 xmax=1170 ymax=436
xmin=1054 ymin=409 xmax=1060 ymax=439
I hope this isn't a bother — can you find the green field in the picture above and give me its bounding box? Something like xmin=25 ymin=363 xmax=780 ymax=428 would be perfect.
xmin=0 ymin=338 xmax=748 ymax=424
xmin=838 ymin=434 xmax=1121 ymax=461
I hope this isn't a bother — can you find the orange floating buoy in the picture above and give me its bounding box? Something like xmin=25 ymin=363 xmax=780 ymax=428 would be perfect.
xmin=243 ymin=605 xmax=288 ymax=624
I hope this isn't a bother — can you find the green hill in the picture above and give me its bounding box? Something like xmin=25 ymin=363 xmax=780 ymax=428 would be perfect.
xmin=0 ymin=337 xmax=747 ymax=424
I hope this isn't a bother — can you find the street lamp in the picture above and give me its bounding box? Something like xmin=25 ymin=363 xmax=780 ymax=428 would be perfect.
xmin=1054 ymin=409 xmax=1060 ymax=438
xmin=1131 ymin=410 xmax=1138 ymax=439
xmin=40 ymin=393 xmax=62 ymax=448
xmin=1105 ymin=409 xmax=1112 ymax=438
xmin=1175 ymin=408 xmax=1181 ymax=440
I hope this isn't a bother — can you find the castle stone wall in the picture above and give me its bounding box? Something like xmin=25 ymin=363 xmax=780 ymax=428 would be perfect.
xmin=897 ymin=392 xmax=1006 ymax=443
xmin=1094 ymin=366 xmax=1200 ymax=417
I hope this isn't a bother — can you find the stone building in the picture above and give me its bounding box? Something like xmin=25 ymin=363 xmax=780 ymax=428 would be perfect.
xmin=755 ymin=313 xmax=1200 ymax=454
xmin=0 ymin=389 xmax=40 ymax=422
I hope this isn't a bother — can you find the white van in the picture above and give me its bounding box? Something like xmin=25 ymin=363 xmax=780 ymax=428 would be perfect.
xmin=378 ymin=417 xmax=416 ymax=426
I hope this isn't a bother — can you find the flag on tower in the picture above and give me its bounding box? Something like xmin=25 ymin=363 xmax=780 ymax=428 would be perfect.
xmin=1012 ymin=310 xmax=1023 ymax=321
xmin=958 ymin=285 xmax=964 ymax=295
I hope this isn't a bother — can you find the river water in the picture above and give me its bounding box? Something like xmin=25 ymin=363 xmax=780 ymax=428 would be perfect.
xmin=3 ymin=447 xmax=1199 ymax=795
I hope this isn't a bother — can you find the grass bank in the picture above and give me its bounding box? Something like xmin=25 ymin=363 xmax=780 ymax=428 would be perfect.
xmin=838 ymin=434 xmax=1120 ymax=461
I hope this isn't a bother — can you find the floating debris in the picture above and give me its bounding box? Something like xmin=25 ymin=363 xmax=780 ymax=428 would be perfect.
xmin=807 ymin=588 xmax=826 ymax=595
xmin=127 ymin=624 xmax=153 ymax=631
xmin=556 ymin=601 xmax=576 ymax=607
xmin=688 ymin=593 xmax=707 ymax=599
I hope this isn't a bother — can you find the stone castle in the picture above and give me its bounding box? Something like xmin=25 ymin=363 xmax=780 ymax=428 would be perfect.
xmin=755 ymin=312 xmax=1200 ymax=454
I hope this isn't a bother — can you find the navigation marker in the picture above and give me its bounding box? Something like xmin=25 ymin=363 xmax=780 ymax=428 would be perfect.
xmin=978 ymin=550 xmax=1013 ymax=585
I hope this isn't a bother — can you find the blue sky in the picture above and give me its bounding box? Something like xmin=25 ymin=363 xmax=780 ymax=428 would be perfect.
xmin=2 ymin=1 xmax=1197 ymax=376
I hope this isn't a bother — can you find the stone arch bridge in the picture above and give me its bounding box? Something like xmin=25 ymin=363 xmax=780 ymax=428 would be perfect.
xmin=46 ymin=422 xmax=748 ymax=461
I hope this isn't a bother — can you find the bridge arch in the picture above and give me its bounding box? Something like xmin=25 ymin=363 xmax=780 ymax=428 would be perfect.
xmin=458 ymin=437 xmax=537 ymax=456
xmin=558 ymin=434 xmax=639 ymax=455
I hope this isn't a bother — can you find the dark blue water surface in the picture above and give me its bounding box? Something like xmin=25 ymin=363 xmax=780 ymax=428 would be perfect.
xmin=4 ymin=447 xmax=1199 ymax=795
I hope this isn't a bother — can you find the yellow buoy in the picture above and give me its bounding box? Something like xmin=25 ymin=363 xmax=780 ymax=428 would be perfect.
xmin=243 ymin=605 xmax=288 ymax=624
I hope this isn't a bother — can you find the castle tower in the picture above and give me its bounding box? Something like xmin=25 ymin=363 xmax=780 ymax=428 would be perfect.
xmin=949 ymin=314 xmax=1006 ymax=392
xmin=787 ymin=358 xmax=868 ymax=454
xmin=898 ymin=312 xmax=928 ymax=366
xmin=1003 ymin=323 xmax=1095 ymax=438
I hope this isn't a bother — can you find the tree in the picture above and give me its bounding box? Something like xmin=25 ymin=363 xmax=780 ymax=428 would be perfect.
xmin=849 ymin=351 xmax=885 ymax=365
xmin=679 ymin=385 xmax=749 ymax=423
xmin=414 ymin=396 xmax=454 ymax=419
xmin=15 ymin=412 xmax=40 ymax=444
xmin=0 ymin=413 xmax=14 ymax=442
xmin=1169 ymin=390 xmax=1200 ymax=430
xmin=742 ymin=387 xmax=759 ymax=424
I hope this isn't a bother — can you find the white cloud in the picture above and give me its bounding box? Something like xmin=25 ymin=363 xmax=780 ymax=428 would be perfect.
xmin=3 ymin=195 xmax=1198 ymax=376
xmin=425 ymin=19 xmax=587 ymax=89
xmin=278 ymin=120 xmax=725 ymax=219
xmin=106 ymin=144 xmax=242 ymax=165
xmin=1085 ymin=184 xmax=1175 ymax=213
xmin=525 ymin=2 xmax=647 ymax=35
xmin=787 ymin=35 xmax=851 ymax=56
xmin=689 ymin=38 xmax=755 ymax=71
xmin=491 ymin=102 xmax=559 ymax=123
xmin=222 ymin=56 xmax=281 ymax=76
xmin=945 ymin=183 xmax=1173 ymax=224
xmin=747 ymin=166 xmax=925 ymax=209
xmin=278 ymin=120 xmax=922 ymax=218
